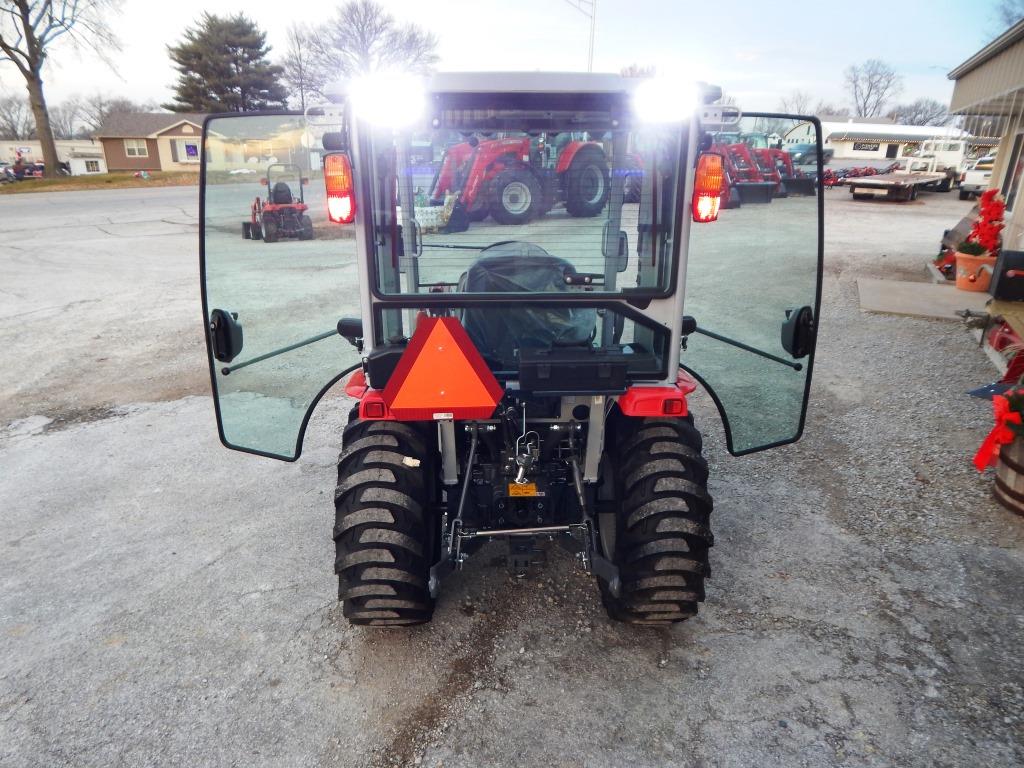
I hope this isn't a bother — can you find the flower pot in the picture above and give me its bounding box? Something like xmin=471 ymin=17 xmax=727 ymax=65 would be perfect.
xmin=994 ymin=437 xmax=1024 ymax=517
xmin=955 ymin=251 xmax=997 ymax=291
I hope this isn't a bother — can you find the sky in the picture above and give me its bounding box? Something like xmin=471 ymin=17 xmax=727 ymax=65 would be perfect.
xmin=0 ymin=0 xmax=1007 ymax=114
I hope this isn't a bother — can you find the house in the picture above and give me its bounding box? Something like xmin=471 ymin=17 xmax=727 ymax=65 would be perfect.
xmin=67 ymin=149 xmax=107 ymax=175
xmin=95 ymin=112 xmax=207 ymax=172
xmin=783 ymin=118 xmax=975 ymax=161
xmin=949 ymin=19 xmax=1024 ymax=248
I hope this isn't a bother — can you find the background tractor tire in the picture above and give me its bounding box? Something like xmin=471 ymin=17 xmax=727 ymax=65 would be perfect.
xmin=334 ymin=415 xmax=436 ymax=627
xmin=299 ymin=215 xmax=314 ymax=240
xmin=262 ymin=218 xmax=278 ymax=243
xmin=599 ymin=414 xmax=714 ymax=625
xmin=488 ymin=168 xmax=542 ymax=225
xmin=564 ymin=148 xmax=610 ymax=217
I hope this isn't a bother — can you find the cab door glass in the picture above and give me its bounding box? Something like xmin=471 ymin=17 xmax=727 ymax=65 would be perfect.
xmin=202 ymin=114 xmax=361 ymax=460
xmin=683 ymin=115 xmax=822 ymax=454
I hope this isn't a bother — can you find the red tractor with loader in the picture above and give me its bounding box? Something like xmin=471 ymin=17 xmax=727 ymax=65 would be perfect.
xmin=200 ymin=73 xmax=824 ymax=628
xmin=427 ymin=133 xmax=610 ymax=231
xmin=242 ymin=163 xmax=315 ymax=243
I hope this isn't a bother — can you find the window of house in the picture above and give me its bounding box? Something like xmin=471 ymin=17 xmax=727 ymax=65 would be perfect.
xmin=85 ymin=160 xmax=99 ymax=173
xmin=124 ymin=139 xmax=148 ymax=158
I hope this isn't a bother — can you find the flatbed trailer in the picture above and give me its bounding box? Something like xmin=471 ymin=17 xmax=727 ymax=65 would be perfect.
xmin=848 ymin=171 xmax=949 ymax=202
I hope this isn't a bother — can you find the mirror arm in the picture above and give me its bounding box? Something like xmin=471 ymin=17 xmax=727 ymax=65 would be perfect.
xmin=221 ymin=328 xmax=339 ymax=375
xmin=685 ymin=320 xmax=803 ymax=372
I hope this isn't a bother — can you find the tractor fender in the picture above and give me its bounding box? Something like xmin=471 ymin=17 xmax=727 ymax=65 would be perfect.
xmin=556 ymin=141 xmax=604 ymax=175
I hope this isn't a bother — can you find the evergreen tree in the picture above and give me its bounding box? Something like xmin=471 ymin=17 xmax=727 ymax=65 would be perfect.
xmin=164 ymin=13 xmax=287 ymax=112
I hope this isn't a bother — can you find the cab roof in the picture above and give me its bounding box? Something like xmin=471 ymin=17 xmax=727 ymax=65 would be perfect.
xmin=326 ymin=71 xmax=721 ymax=103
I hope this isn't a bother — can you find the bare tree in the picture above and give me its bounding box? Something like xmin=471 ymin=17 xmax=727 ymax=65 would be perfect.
xmin=619 ymin=63 xmax=655 ymax=78
xmin=888 ymin=97 xmax=950 ymax=126
xmin=814 ymin=101 xmax=847 ymax=117
xmin=80 ymin=94 xmax=155 ymax=133
xmin=0 ymin=1 xmax=121 ymax=177
xmin=49 ymin=97 xmax=82 ymax=138
xmin=312 ymin=0 xmax=439 ymax=81
xmin=844 ymin=59 xmax=903 ymax=117
xmin=778 ymin=90 xmax=812 ymax=114
xmin=280 ymin=23 xmax=323 ymax=110
xmin=0 ymin=91 xmax=33 ymax=138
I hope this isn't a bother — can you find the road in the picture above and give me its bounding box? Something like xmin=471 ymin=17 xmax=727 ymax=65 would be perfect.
xmin=1 ymin=184 xmax=1022 ymax=767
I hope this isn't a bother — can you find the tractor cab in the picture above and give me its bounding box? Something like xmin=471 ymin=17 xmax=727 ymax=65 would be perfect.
xmin=199 ymin=73 xmax=824 ymax=627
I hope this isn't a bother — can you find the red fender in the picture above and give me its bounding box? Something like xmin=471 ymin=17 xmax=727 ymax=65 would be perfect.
xmin=555 ymin=140 xmax=603 ymax=174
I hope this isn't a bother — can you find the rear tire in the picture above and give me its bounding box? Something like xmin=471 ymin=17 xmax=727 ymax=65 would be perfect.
xmin=262 ymin=217 xmax=278 ymax=243
xmin=334 ymin=415 xmax=437 ymax=627
xmin=299 ymin=214 xmax=314 ymax=240
xmin=599 ymin=415 xmax=714 ymax=625
xmin=959 ymin=189 xmax=971 ymax=201
xmin=564 ymin=148 xmax=610 ymax=217
xmin=488 ymin=168 xmax=542 ymax=225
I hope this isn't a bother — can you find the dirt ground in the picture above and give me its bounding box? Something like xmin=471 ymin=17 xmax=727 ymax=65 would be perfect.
xmin=1 ymin=184 xmax=1022 ymax=767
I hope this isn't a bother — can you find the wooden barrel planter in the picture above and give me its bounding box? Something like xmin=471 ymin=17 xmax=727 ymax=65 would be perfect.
xmin=994 ymin=438 xmax=1024 ymax=516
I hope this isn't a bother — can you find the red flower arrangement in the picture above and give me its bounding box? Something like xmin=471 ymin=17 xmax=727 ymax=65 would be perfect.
xmin=959 ymin=188 xmax=1006 ymax=256
xmin=975 ymin=388 xmax=1024 ymax=470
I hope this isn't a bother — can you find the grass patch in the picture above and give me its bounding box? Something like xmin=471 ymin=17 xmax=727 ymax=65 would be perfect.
xmin=0 ymin=171 xmax=198 ymax=194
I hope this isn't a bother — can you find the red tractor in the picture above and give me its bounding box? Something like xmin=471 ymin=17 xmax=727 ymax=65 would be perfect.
xmin=751 ymin=148 xmax=817 ymax=197
xmin=243 ymin=163 xmax=315 ymax=243
xmin=428 ymin=133 xmax=611 ymax=231
xmin=708 ymin=139 xmax=775 ymax=207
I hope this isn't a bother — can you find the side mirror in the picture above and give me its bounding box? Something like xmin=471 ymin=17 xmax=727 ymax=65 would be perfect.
xmin=781 ymin=306 xmax=814 ymax=359
xmin=209 ymin=309 xmax=243 ymax=362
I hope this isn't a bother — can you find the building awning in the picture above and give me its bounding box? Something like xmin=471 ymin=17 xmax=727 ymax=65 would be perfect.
xmin=829 ymin=131 xmax=960 ymax=143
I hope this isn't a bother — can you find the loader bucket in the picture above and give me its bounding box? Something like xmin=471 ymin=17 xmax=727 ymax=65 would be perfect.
xmin=782 ymin=176 xmax=817 ymax=196
xmin=735 ymin=182 xmax=775 ymax=204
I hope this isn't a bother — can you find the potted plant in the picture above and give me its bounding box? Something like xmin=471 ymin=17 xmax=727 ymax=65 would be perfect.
xmin=956 ymin=189 xmax=1005 ymax=292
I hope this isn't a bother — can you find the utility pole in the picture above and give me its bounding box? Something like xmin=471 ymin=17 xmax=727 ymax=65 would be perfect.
xmin=564 ymin=0 xmax=597 ymax=72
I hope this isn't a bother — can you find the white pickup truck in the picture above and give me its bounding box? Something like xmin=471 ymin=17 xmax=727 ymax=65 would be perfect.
xmin=959 ymin=154 xmax=996 ymax=200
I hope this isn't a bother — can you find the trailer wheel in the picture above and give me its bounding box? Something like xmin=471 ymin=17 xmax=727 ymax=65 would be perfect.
xmin=959 ymin=189 xmax=972 ymax=201
xmin=488 ymin=168 xmax=542 ymax=225
xmin=598 ymin=413 xmax=714 ymax=625
xmin=334 ymin=413 xmax=437 ymax=627
xmin=852 ymin=192 xmax=872 ymax=201
xmin=242 ymin=222 xmax=252 ymax=239
xmin=564 ymin=148 xmax=610 ymax=217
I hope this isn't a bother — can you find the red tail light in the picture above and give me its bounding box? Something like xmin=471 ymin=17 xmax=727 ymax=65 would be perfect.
xmin=692 ymin=153 xmax=723 ymax=223
xmin=324 ymin=152 xmax=355 ymax=224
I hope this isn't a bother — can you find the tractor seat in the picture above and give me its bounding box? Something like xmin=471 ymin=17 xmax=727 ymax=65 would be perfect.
xmin=271 ymin=181 xmax=293 ymax=205
xmin=461 ymin=241 xmax=597 ymax=366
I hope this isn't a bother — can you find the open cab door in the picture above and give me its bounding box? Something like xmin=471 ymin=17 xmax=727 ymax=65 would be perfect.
xmin=200 ymin=112 xmax=361 ymax=460
xmin=683 ymin=114 xmax=823 ymax=455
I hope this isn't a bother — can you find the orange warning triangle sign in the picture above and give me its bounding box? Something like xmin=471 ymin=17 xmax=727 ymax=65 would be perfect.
xmin=382 ymin=317 xmax=503 ymax=419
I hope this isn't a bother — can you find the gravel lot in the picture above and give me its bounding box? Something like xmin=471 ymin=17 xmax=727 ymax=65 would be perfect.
xmin=2 ymin=184 xmax=1023 ymax=767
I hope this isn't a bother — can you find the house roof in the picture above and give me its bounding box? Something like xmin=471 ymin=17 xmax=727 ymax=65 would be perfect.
xmin=95 ymin=112 xmax=206 ymax=138
xmin=820 ymin=121 xmax=967 ymax=142
xmin=949 ymin=19 xmax=1024 ymax=79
